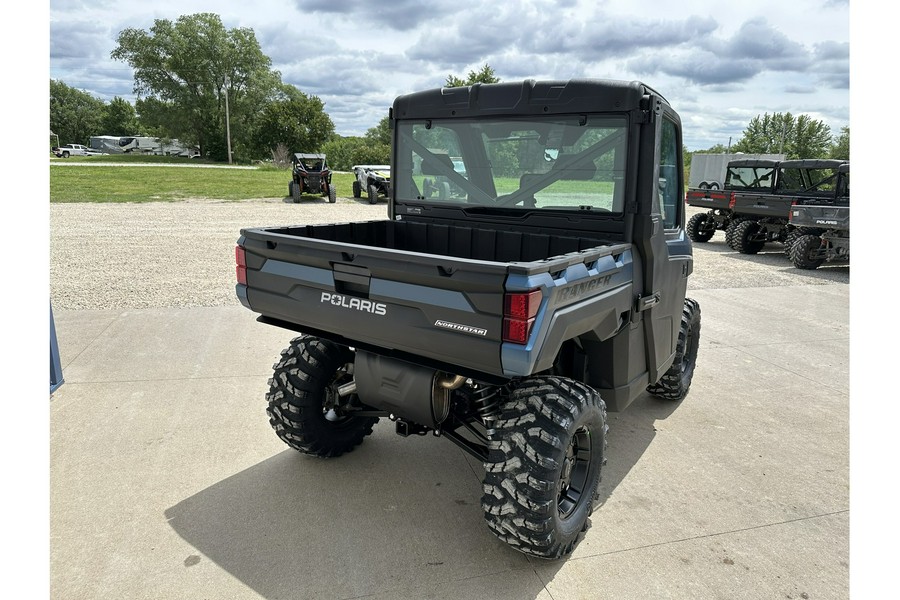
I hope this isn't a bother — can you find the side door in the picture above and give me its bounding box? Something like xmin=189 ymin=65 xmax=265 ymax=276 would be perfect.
xmin=636 ymin=106 xmax=692 ymax=382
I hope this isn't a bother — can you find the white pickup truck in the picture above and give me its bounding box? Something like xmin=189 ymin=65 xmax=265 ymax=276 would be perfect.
xmin=53 ymin=144 xmax=105 ymax=158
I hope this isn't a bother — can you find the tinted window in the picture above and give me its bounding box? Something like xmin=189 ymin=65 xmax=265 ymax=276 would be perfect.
xmin=658 ymin=118 xmax=680 ymax=229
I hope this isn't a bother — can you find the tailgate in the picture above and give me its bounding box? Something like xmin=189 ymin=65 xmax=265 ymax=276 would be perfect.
xmin=238 ymin=228 xmax=510 ymax=376
xmin=731 ymin=193 xmax=793 ymax=218
xmin=790 ymin=205 xmax=850 ymax=230
xmin=685 ymin=189 xmax=731 ymax=210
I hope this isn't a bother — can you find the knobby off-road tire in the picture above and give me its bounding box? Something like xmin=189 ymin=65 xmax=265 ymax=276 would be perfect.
xmin=482 ymin=376 xmax=608 ymax=559
xmin=328 ymin=184 xmax=337 ymax=203
xmin=266 ymin=336 xmax=378 ymax=457
xmin=733 ymin=219 xmax=766 ymax=254
xmin=783 ymin=228 xmax=802 ymax=257
xmin=724 ymin=217 xmax=749 ymax=249
xmin=686 ymin=213 xmax=715 ymax=243
xmin=353 ymin=180 xmax=361 ymax=198
xmin=292 ymin=179 xmax=302 ymax=203
xmin=646 ymin=298 xmax=701 ymax=401
xmin=368 ymin=183 xmax=379 ymax=205
xmin=790 ymin=234 xmax=825 ymax=270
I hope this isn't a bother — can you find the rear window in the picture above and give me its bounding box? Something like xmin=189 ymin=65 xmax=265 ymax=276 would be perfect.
xmin=394 ymin=115 xmax=628 ymax=214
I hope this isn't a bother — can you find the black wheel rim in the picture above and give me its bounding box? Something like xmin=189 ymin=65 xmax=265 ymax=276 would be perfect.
xmin=558 ymin=427 xmax=592 ymax=518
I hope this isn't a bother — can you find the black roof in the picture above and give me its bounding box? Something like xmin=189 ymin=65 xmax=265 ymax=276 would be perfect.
xmin=728 ymin=159 xmax=780 ymax=169
xmin=392 ymin=79 xmax=668 ymax=120
xmin=778 ymin=159 xmax=847 ymax=170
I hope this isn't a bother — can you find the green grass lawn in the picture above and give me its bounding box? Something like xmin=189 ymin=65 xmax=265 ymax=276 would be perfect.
xmin=50 ymin=159 xmax=356 ymax=203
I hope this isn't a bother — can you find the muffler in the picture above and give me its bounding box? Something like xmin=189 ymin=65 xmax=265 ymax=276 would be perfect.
xmin=353 ymin=351 xmax=462 ymax=427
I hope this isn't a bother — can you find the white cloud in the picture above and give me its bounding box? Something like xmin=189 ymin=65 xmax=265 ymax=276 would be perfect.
xmin=48 ymin=0 xmax=849 ymax=149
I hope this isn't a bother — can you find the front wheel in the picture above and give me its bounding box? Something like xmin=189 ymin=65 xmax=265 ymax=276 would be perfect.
xmin=266 ymin=336 xmax=378 ymax=457
xmin=292 ymin=179 xmax=303 ymax=203
xmin=368 ymin=183 xmax=379 ymax=205
xmin=328 ymin=184 xmax=337 ymax=203
xmin=647 ymin=298 xmax=701 ymax=401
xmin=482 ymin=376 xmax=607 ymax=559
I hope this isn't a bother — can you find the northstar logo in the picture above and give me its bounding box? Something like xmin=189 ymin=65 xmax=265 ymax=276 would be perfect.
xmin=434 ymin=320 xmax=488 ymax=336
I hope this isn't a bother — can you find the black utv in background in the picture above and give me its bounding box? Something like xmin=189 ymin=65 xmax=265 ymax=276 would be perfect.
xmin=685 ymin=158 xmax=779 ymax=247
xmin=788 ymin=162 xmax=850 ymax=269
xmin=288 ymin=153 xmax=337 ymax=203
xmin=236 ymin=79 xmax=701 ymax=559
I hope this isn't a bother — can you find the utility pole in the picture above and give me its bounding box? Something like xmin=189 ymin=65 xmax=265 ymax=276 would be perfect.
xmin=779 ymin=122 xmax=787 ymax=155
xmin=224 ymin=76 xmax=233 ymax=164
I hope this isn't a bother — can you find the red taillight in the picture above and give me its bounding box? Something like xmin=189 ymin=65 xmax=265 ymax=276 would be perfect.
xmin=503 ymin=289 xmax=541 ymax=344
xmin=235 ymin=245 xmax=247 ymax=285
xmin=504 ymin=289 xmax=541 ymax=319
xmin=728 ymin=191 xmax=736 ymax=209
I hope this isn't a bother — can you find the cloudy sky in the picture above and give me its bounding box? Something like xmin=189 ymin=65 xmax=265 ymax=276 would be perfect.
xmin=48 ymin=0 xmax=849 ymax=150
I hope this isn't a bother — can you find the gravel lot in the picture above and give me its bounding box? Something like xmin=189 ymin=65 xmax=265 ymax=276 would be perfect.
xmin=50 ymin=199 xmax=849 ymax=311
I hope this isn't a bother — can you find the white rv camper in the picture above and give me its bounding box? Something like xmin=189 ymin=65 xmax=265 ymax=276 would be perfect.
xmin=89 ymin=136 xmax=198 ymax=157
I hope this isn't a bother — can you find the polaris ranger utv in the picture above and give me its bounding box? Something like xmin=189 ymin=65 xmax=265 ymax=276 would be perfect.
xmin=788 ymin=162 xmax=850 ymax=269
xmin=730 ymin=159 xmax=848 ymax=255
xmin=685 ymin=158 xmax=780 ymax=247
xmin=236 ymin=79 xmax=701 ymax=559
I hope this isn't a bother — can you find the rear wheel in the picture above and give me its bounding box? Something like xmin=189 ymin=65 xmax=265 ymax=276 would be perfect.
xmin=783 ymin=228 xmax=802 ymax=257
xmin=368 ymin=183 xmax=379 ymax=205
xmin=482 ymin=376 xmax=607 ymax=559
xmin=686 ymin=213 xmax=715 ymax=243
xmin=733 ymin=220 xmax=765 ymax=254
xmin=647 ymin=298 xmax=701 ymax=401
xmin=724 ymin=217 xmax=749 ymax=249
xmin=790 ymin=234 xmax=825 ymax=270
xmin=266 ymin=336 xmax=378 ymax=457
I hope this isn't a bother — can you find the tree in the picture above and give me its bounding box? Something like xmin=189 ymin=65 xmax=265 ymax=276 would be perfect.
xmin=99 ymin=97 xmax=142 ymax=136
xmin=365 ymin=115 xmax=391 ymax=146
xmin=248 ymin=84 xmax=334 ymax=158
xmin=50 ymin=79 xmax=105 ymax=146
xmin=731 ymin=112 xmax=832 ymax=159
xmin=445 ymin=64 xmax=500 ymax=88
xmin=321 ymin=137 xmax=390 ymax=171
xmin=111 ymin=13 xmax=280 ymax=160
xmin=830 ymin=126 xmax=849 ymax=160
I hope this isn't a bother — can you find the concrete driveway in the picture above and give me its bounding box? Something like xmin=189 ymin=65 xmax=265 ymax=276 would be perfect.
xmin=49 ymin=230 xmax=849 ymax=599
